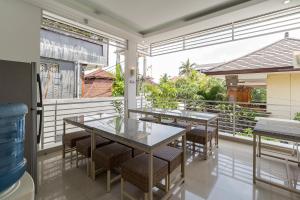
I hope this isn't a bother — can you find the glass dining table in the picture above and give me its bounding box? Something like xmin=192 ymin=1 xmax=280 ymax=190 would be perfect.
xmin=128 ymin=107 xmax=218 ymax=124
xmin=63 ymin=113 xmax=186 ymax=200
xmin=128 ymin=107 xmax=219 ymax=154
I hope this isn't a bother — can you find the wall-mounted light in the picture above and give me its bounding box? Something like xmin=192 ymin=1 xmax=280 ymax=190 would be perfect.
xmin=130 ymin=67 xmax=135 ymax=76
xmin=283 ymin=0 xmax=291 ymax=4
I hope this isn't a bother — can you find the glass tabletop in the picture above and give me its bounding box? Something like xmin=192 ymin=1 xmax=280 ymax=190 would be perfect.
xmin=129 ymin=107 xmax=217 ymax=121
xmin=254 ymin=117 xmax=300 ymax=139
xmin=64 ymin=114 xmax=185 ymax=149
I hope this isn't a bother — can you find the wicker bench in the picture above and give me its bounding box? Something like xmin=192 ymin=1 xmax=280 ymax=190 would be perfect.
xmin=187 ymin=125 xmax=217 ymax=159
xmin=62 ymin=131 xmax=90 ymax=163
xmin=75 ymin=136 xmax=112 ymax=173
xmin=154 ymin=146 xmax=183 ymax=190
xmin=121 ymin=154 xmax=168 ymax=200
xmin=160 ymin=121 xmax=191 ymax=147
xmin=161 ymin=120 xmax=191 ymax=129
xmin=93 ymin=143 xmax=132 ymax=192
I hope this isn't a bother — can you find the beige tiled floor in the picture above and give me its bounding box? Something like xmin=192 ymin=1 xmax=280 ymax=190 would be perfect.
xmin=36 ymin=140 xmax=300 ymax=200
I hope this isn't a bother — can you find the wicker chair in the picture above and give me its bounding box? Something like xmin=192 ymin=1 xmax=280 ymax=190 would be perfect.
xmin=62 ymin=131 xmax=90 ymax=163
xmin=121 ymin=154 xmax=168 ymax=200
xmin=75 ymin=136 xmax=112 ymax=173
xmin=153 ymin=146 xmax=183 ymax=190
xmin=139 ymin=116 xmax=159 ymax=123
xmin=160 ymin=120 xmax=191 ymax=147
xmin=187 ymin=125 xmax=217 ymax=159
xmin=93 ymin=143 xmax=132 ymax=192
xmin=132 ymin=148 xmax=144 ymax=157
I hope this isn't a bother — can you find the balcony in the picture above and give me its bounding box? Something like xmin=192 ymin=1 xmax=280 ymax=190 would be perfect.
xmin=1 ymin=0 xmax=300 ymax=200
xmin=36 ymin=97 xmax=300 ymax=199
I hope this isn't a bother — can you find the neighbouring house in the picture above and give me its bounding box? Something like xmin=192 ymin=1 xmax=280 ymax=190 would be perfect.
xmin=40 ymin=57 xmax=76 ymax=99
xmin=144 ymin=76 xmax=157 ymax=85
xmin=194 ymin=63 xmax=225 ymax=73
xmin=40 ymin=28 xmax=108 ymax=99
xmin=82 ymin=69 xmax=115 ymax=98
xmin=202 ymin=33 xmax=300 ymax=119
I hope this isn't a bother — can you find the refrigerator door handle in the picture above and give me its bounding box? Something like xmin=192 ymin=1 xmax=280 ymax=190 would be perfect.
xmin=37 ymin=73 xmax=43 ymax=144
xmin=37 ymin=74 xmax=43 ymax=108
xmin=37 ymin=109 xmax=42 ymax=144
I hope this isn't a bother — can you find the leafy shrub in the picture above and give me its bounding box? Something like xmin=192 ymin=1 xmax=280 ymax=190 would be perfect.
xmin=112 ymin=100 xmax=123 ymax=114
xmin=251 ymin=88 xmax=266 ymax=103
xmin=295 ymin=112 xmax=300 ymax=121
xmin=112 ymin=64 xmax=124 ymax=96
xmin=144 ymin=74 xmax=178 ymax=109
xmin=237 ymin=128 xmax=253 ymax=137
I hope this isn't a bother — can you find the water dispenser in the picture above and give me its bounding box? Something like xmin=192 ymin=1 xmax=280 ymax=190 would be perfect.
xmin=0 ymin=103 xmax=28 ymax=193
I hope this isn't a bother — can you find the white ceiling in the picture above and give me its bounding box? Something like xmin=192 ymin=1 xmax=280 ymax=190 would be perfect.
xmin=71 ymin=0 xmax=253 ymax=34
xmin=25 ymin=0 xmax=300 ymax=43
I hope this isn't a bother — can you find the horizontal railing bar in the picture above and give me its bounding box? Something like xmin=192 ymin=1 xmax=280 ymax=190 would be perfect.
xmin=43 ymin=98 xmax=124 ymax=106
xmin=43 ymin=104 xmax=117 ymax=112
xmin=44 ymin=109 xmax=117 ymax=118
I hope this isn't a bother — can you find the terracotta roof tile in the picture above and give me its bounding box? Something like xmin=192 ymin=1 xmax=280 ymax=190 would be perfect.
xmin=85 ymin=69 xmax=114 ymax=80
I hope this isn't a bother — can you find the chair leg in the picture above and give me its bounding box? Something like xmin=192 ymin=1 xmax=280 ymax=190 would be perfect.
xmin=107 ymin=170 xmax=111 ymax=192
xmin=203 ymin=144 xmax=207 ymax=160
xmin=76 ymin=150 xmax=79 ymax=168
xmin=70 ymin=149 xmax=73 ymax=164
xmin=166 ymin=175 xmax=170 ymax=192
xmin=193 ymin=142 xmax=195 ymax=152
xmin=214 ymin=135 xmax=217 ymax=147
xmin=62 ymin=144 xmax=66 ymax=159
xmin=87 ymin=158 xmax=90 ymax=176
xmin=121 ymin=178 xmax=124 ymax=200
xmin=144 ymin=193 xmax=148 ymax=200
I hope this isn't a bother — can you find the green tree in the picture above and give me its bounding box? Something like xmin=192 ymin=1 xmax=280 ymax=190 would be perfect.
xmin=251 ymin=88 xmax=266 ymax=103
xmin=179 ymin=59 xmax=196 ymax=76
xmin=144 ymin=68 xmax=226 ymax=110
xmin=144 ymin=74 xmax=178 ymax=109
xmin=112 ymin=64 xmax=124 ymax=96
xmin=175 ymin=70 xmax=203 ymax=100
xmin=160 ymin=73 xmax=170 ymax=84
xmin=197 ymin=75 xmax=226 ymax=101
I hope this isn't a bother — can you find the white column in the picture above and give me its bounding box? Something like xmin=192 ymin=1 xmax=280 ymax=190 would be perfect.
xmin=124 ymin=39 xmax=138 ymax=117
xmin=141 ymin=55 xmax=147 ymax=108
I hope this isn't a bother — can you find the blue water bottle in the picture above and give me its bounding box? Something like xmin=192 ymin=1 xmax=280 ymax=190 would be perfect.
xmin=0 ymin=103 xmax=28 ymax=192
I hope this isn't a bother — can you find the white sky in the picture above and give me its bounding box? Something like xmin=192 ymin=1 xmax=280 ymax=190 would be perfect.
xmin=147 ymin=30 xmax=300 ymax=82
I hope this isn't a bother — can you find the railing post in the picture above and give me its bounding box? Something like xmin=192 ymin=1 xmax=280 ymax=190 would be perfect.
xmin=233 ymin=101 xmax=236 ymax=136
xmin=54 ymin=100 xmax=58 ymax=143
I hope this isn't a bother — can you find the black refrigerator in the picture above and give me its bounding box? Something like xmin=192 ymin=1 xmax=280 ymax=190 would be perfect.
xmin=0 ymin=59 xmax=43 ymax=188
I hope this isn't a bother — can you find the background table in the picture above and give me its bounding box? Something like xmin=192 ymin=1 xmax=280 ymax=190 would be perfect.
xmin=253 ymin=117 xmax=300 ymax=194
xmin=129 ymin=108 xmax=219 ymax=156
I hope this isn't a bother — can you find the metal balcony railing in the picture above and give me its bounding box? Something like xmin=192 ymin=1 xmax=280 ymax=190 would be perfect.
xmin=40 ymin=97 xmax=146 ymax=150
xmin=40 ymin=97 xmax=299 ymax=150
xmin=145 ymin=98 xmax=299 ymax=141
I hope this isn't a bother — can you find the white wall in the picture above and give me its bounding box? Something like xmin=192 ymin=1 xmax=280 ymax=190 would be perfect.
xmin=267 ymin=72 xmax=300 ymax=119
xmin=0 ymin=0 xmax=41 ymax=63
xmin=0 ymin=0 xmax=41 ymax=190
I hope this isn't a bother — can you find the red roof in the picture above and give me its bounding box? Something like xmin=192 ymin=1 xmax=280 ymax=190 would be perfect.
xmin=84 ymin=69 xmax=114 ymax=80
